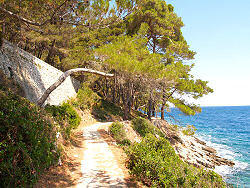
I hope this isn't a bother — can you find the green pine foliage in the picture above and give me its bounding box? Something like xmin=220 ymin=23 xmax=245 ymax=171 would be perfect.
xmin=75 ymin=83 xmax=101 ymax=110
xmin=0 ymin=90 xmax=59 ymax=187
xmin=0 ymin=0 xmax=214 ymax=118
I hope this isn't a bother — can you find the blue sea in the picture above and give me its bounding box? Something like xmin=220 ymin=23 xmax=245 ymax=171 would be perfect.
xmin=163 ymin=106 xmax=250 ymax=187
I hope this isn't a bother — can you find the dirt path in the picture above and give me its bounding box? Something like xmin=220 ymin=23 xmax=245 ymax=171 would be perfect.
xmin=77 ymin=122 xmax=128 ymax=188
xmin=35 ymin=118 xmax=139 ymax=188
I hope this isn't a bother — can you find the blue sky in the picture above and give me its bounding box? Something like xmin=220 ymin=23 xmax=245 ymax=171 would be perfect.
xmin=167 ymin=0 xmax=250 ymax=106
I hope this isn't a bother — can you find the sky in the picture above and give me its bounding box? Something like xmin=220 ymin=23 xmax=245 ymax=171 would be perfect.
xmin=167 ymin=0 xmax=250 ymax=106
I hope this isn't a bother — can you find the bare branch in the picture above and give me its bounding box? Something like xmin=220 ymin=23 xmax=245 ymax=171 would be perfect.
xmin=0 ymin=6 xmax=49 ymax=26
xmin=37 ymin=68 xmax=114 ymax=107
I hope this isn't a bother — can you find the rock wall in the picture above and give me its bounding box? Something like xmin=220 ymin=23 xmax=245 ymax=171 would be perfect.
xmin=0 ymin=40 xmax=80 ymax=106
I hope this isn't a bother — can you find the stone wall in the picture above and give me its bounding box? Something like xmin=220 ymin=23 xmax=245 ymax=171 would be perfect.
xmin=0 ymin=40 xmax=80 ymax=106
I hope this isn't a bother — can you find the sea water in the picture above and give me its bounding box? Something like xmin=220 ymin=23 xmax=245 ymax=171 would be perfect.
xmin=163 ymin=106 xmax=250 ymax=187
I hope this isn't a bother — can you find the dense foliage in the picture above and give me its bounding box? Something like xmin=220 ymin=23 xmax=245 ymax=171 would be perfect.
xmin=132 ymin=117 xmax=164 ymax=137
xmin=182 ymin=124 xmax=197 ymax=136
xmin=125 ymin=133 xmax=226 ymax=187
xmin=121 ymin=118 xmax=225 ymax=187
xmin=74 ymin=83 xmax=101 ymax=110
xmin=92 ymin=99 xmax=125 ymax=121
xmin=109 ymin=122 xmax=131 ymax=145
xmin=45 ymin=103 xmax=81 ymax=138
xmin=0 ymin=90 xmax=59 ymax=187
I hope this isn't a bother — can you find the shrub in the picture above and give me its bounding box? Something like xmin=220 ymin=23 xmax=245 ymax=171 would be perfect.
xmin=92 ymin=100 xmax=124 ymax=121
xmin=119 ymin=138 xmax=131 ymax=146
xmin=169 ymin=124 xmax=179 ymax=131
xmin=182 ymin=125 xmax=197 ymax=136
xmin=45 ymin=103 xmax=81 ymax=138
xmin=0 ymin=90 xmax=59 ymax=187
xmin=132 ymin=117 xmax=164 ymax=137
xmin=76 ymin=83 xmax=100 ymax=110
xmin=109 ymin=122 xmax=126 ymax=142
xmin=109 ymin=122 xmax=131 ymax=146
xmin=0 ymin=70 xmax=24 ymax=96
xmin=125 ymin=134 xmax=226 ymax=187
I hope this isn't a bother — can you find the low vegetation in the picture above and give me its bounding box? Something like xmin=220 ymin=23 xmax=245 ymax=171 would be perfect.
xmin=0 ymin=72 xmax=81 ymax=187
xmin=109 ymin=122 xmax=131 ymax=146
xmin=0 ymin=90 xmax=59 ymax=187
xmin=182 ymin=125 xmax=197 ymax=136
xmin=69 ymin=84 xmax=124 ymax=121
xmin=73 ymin=83 xmax=101 ymax=110
xmin=126 ymin=133 xmax=225 ymax=187
xmin=132 ymin=117 xmax=164 ymax=137
xmin=45 ymin=103 xmax=81 ymax=139
xmin=92 ymin=99 xmax=124 ymax=121
xmin=109 ymin=117 xmax=226 ymax=188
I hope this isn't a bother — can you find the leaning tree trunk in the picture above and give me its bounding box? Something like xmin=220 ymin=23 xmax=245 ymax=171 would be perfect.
xmin=37 ymin=68 xmax=114 ymax=107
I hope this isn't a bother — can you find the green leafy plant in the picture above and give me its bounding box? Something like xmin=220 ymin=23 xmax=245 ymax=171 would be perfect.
xmin=132 ymin=117 xmax=164 ymax=137
xmin=109 ymin=122 xmax=131 ymax=145
xmin=92 ymin=99 xmax=124 ymax=121
xmin=76 ymin=83 xmax=101 ymax=110
xmin=125 ymin=134 xmax=226 ymax=188
xmin=182 ymin=125 xmax=197 ymax=136
xmin=0 ymin=90 xmax=59 ymax=187
xmin=45 ymin=103 xmax=81 ymax=138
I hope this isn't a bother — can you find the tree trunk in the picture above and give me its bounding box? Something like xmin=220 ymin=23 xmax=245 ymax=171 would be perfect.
xmin=45 ymin=39 xmax=56 ymax=65
xmin=161 ymin=91 xmax=166 ymax=120
xmin=124 ymin=103 xmax=129 ymax=120
xmin=152 ymin=104 xmax=156 ymax=117
xmin=161 ymin=103 xmax=165 ymax=120
xmin=112 ymin=71 xmax=116 ymax=103
xmin=147 ymin=93 xmax=152 ymax=120
xmin=134 ymin=98 xmax=139 ymax=111
xmin=37 ymin=68 xmax=114 ymax=107
xmin=161 ymin=88 xmax=177 ymax=120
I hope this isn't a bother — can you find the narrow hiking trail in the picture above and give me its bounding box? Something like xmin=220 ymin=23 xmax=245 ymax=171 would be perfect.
xmin=77 ymin=122 xmax=128 ymax=188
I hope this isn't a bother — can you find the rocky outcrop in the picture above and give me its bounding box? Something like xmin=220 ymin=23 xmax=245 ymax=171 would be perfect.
xmin=152 ymin=119 xmax=235 ymax=169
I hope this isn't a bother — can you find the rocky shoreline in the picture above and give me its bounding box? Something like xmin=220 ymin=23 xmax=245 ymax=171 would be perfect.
xmin=152 ymin=119 xmax=235 ymax=169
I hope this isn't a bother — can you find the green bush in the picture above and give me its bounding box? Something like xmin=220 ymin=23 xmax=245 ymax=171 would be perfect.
xmin=109 ymin=122 xmax=131 ymax=146
xmin=182 ymin=125 xmax=197 ymax=136
xmin=125 ymin=134 xmax=226 ymax=187
xmin=45 ymin=103 xmax=81 ymax=138
xmin=0 ymin=90 xmax=59 ymax=187
xmin=109 ymin=122 xmax=126 ymax=142
xmin=119 ymin=138 xmax=131 ymax=146
xmin=132 ymin=117 xmax=164 ymax=137
xmin=92 ymin=99 xmax=124 ymax=121
xmin=76 ymin=83 xmax=100 ymax=110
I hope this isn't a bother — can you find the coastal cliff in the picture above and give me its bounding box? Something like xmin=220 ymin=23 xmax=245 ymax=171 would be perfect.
xmin=152 ymin=119 xmax=235 ymax=169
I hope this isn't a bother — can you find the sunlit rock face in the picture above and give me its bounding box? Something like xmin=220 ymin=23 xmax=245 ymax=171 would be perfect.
xmin=0 ymin=40 xmax=79 ymax=106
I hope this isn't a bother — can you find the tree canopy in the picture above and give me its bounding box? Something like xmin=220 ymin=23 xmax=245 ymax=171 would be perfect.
xmin=0 ymin=0 xmax=213 ymax=119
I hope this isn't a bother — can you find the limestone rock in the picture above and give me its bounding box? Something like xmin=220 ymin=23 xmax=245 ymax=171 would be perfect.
xmin=151 ymin=119 xmax=235 ymax=169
